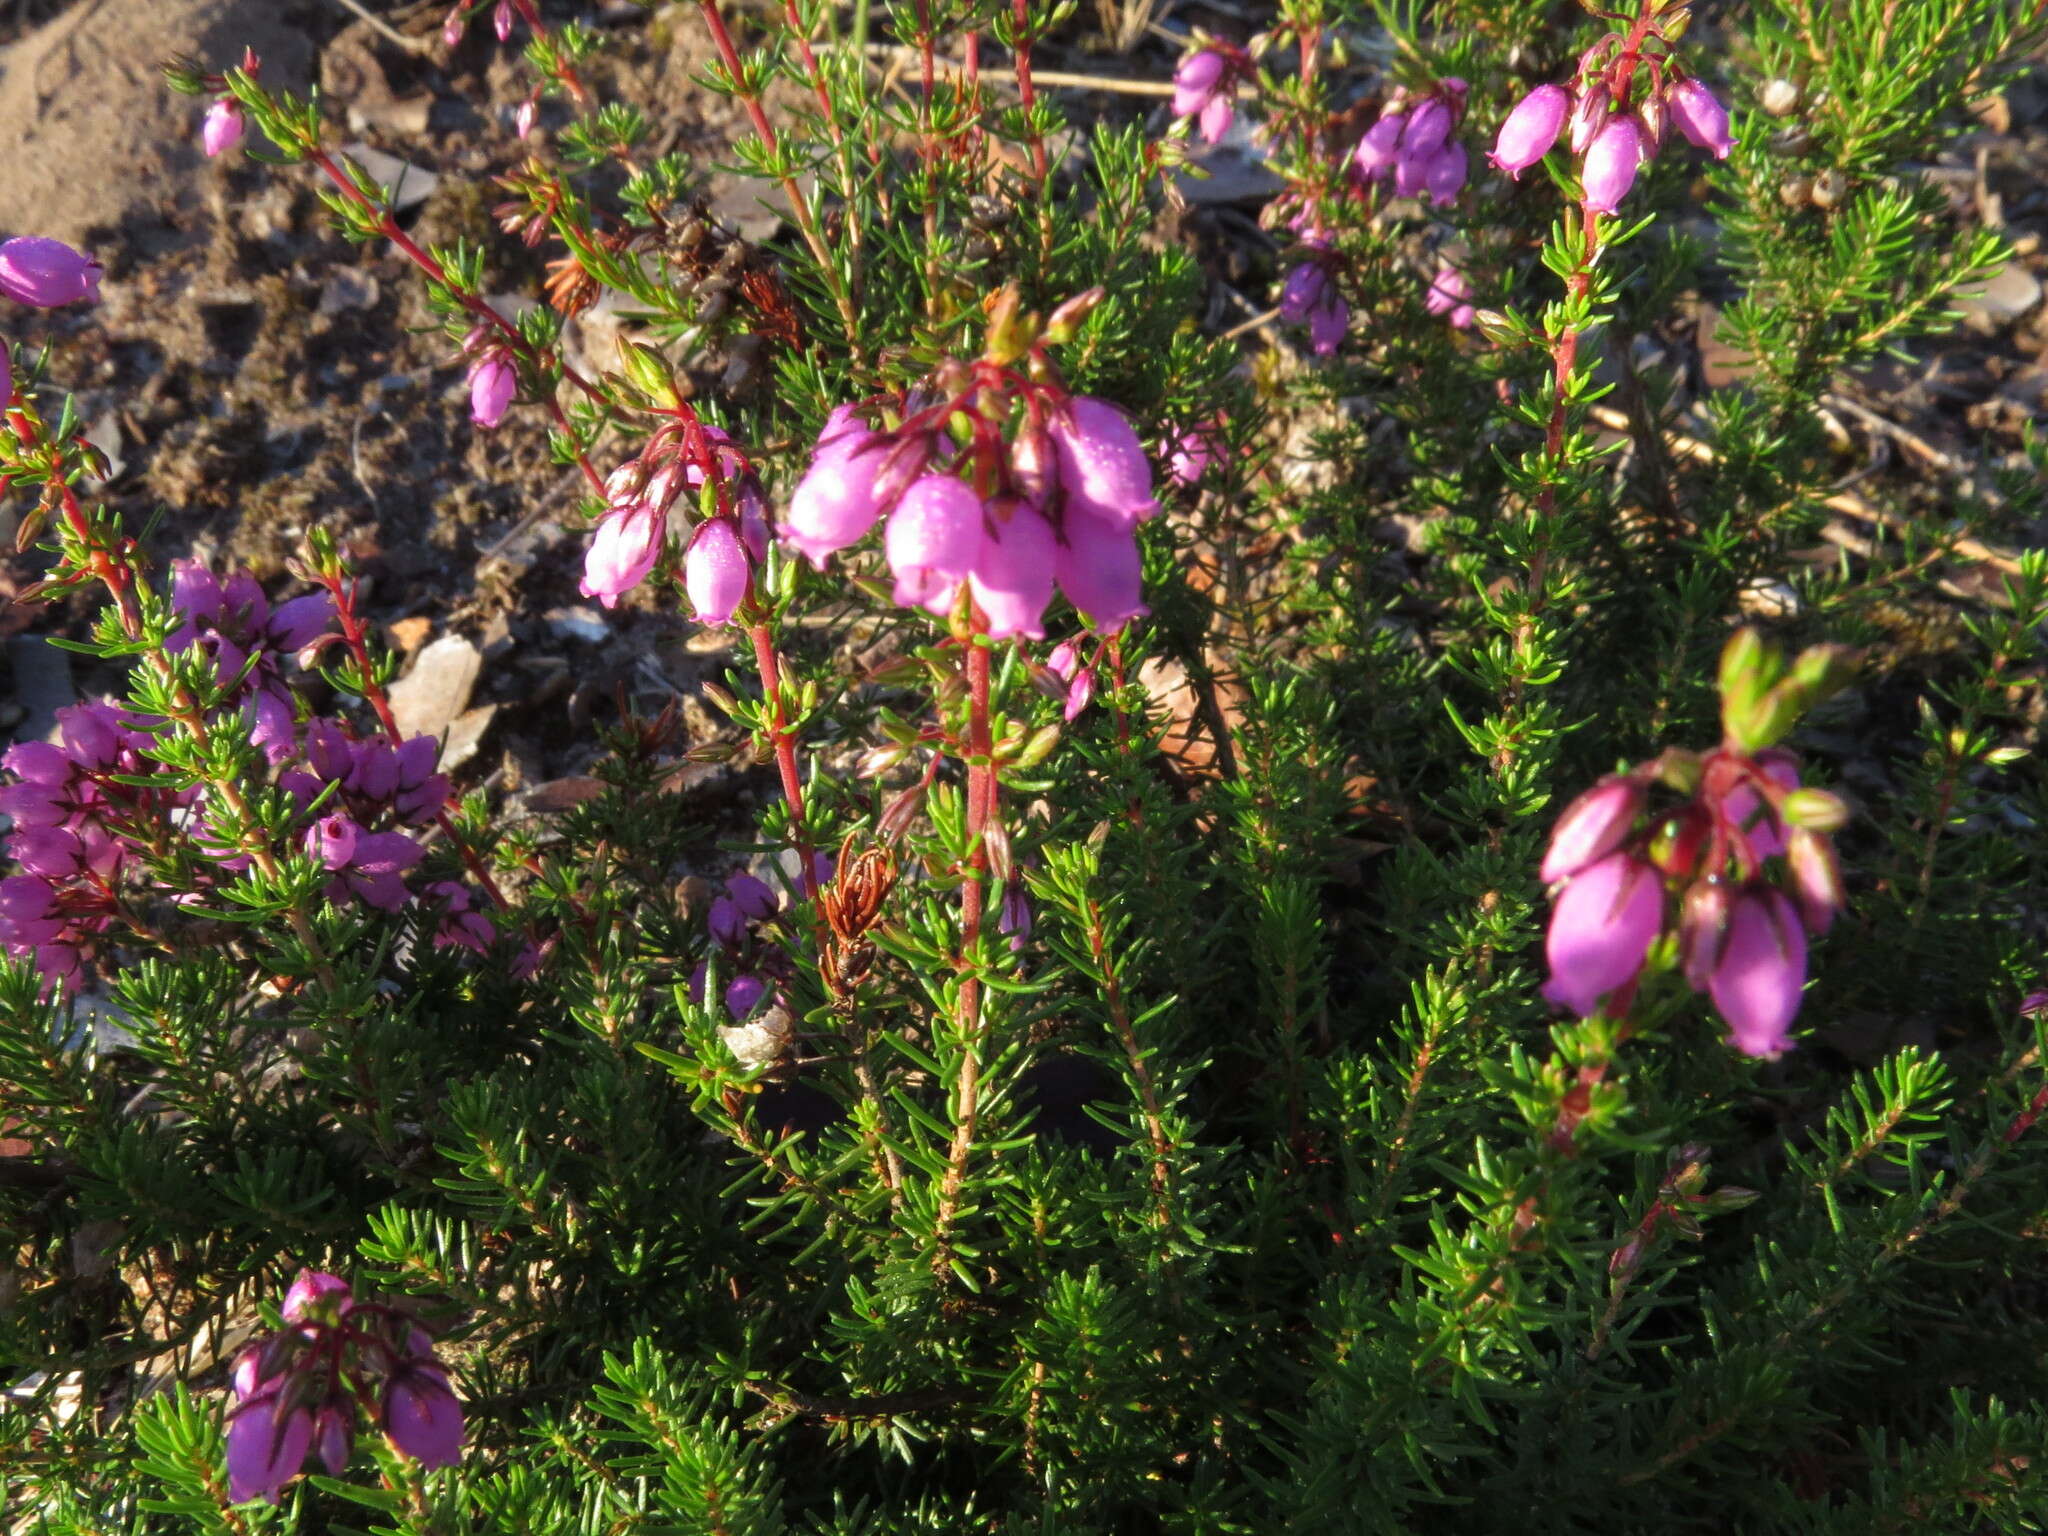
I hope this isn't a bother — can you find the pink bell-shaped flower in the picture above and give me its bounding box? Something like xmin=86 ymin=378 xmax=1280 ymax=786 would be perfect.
xmin=0 ymin=236 xmax=102 ymax=308
xmin=1540 ymin=775 xmax=1645 ymax=884
xmin=579 ymin=502 xmax=665 ymax=608
xmin=202 ymin=98 xmax=246 ymax=158
xmin=1491 ymin=84 xmax=1570 ymax=178
xmin=1054 ymin=510 xmax=1147 ymax=634
xmin=1423 ymin=142 xmax=1468 ymax=206
xmin=785 ymin=406 xmax=888 ymax=566
xmin=382 ymin=1364 xmax=464 ymax=1470
xmin=1307 ymin=292 xmax=1349 ymax=356
xmin=1049 ymin=398 xmax=1158 ymax=529
xmin=226 ymin=1391 xmax=314 ymax=1505
xmin=1541 ymin=852 xmax=1664 ymax=1017
xmin=1668 ymin=78 xmax=1735 ymax=159
xmin=969 ymin=503 xmax=1057 ymax=639
xmin=885 ymin=475 xmax=984 ymax=614
xmin=1171 ymin=50 xmax=1226 ymax=119
xmin=1400 ymin=97 xmax=1452 ymax=159
xmin=282 ymin=1270 xmax=353 ymax=1322
xmin=1708 ymin=886 xmax=1806 ymax=1057
xmin=683 ymin=518 xmax=750 ymax=625
xmin=1581 ymin=116 xmax=1647 ymax=214
xmin=467 ymin=356 xmax=516 ymax=428
xmin=1351 ymin=113 xmax=1406 ymax=183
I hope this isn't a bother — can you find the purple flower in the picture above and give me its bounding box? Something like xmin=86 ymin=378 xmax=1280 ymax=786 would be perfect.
xmin=1280 ymin=262 xmax=1329 ymax=324
xmin=1352 ymin=113 xmax=1406 ymax=183
xmin=1307 ymin=292 xmax=1349 ymax=356
xmin=1424 ymin=264 xmax=1468 ymax=317
xmin=1491 ymin=84 xmax=1570 ymax=179
xmin=1540 ymin=775 xmax=1644 ymax=884
xmin=13 ymin=827 xmax=85 ymax=880
xmin=1668 ymin=78 xmax=1734 ymax=159
xmin=202 ymin=99 xmax=246 ymax=158
xmin=886 ymin=476 xmax=985 ymax=614
xmin=726 ymin=972 xmax=768 ymax=1018
xmin=309 ymin=814 xmax=360 ymax=871
xmin=382 ymin=1364 xmax=464 ymax=1470
xmin=1166 ymin=423 xmax=1221 ymax=487
xmin=969 ymin=503 xmax=1056 ymax=640
xmin=332 ymin=831 xmax=423 ymax=912
xmin=1708 ymin=887 xmax=1806 ymax=1057
xmin=0 ymin=237 xmax=102 ymax=308
xmin=4 ymin=740 xmax=70 ymax=786
xmin=684 ymin=518 xmax=750 ymax=626
xmin=226 ymin=1389 xmax=313 ymax=1505
xmin=1171 ymin=50 xmax=1235 ymax=144
xmin=1400 ymin=97 xmax=1452 ymax=160
xmin=785 ymin=406 xmax=889 ymax=566
xmin=1053 ymin=509 xmax=1147 ymax=635
xmin=1423 ymin=142 xmax=1468 ymax=206
xmin=468 ymin=356 xmax=517 ymax=428
xmin=283 ymin=1269 xmax=353 ymax=1323
xmin=999 ymin=883 xmax=1032 ymax=952
xmin=580 ymin=502 xmax=666 ymax=608
xmin=1581 ymin=117 xmax=1647 ymax=214
xmin=1049 ymin=398 xmax=1159 ymax=529
xmin=1541 ymin=852 xmax=1664 ymax=1017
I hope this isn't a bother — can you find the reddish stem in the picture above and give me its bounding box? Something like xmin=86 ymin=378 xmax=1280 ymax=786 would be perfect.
xmin=506 ymin=0 xmax=592 ymax=107
xmin=1010 ymin=0 xmax=1048 ymax=184
xmin=748 ymin=621 xmax=822 ymax=905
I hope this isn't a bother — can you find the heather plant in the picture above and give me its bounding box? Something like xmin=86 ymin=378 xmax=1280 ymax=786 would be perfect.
xmin=4 ymin=0 xmax=2048 ymax=1530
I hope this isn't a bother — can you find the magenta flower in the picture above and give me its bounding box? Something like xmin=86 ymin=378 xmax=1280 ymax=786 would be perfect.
xmin=580 ymin=502 xmax=666 ymax=608
xmin=887 ymin=476 xmax=984 ymax=614
xmin=1352 ymin=113 xmax=1406 ymax=183
xmin=969 ymin=503 xmax=1057 ymax=640
xmin=684 ymin=518 xmax=750 ymax=625
xmin=1400 ymin=97 xmax=1452 ymax=160
xmin=785 ymin=406 xmax=889 ymax=566
xmin=1541 ymin=852 xmax=1664 ymax=1017
xmin=1171 ymin=50 xmax=1235 ymax=144
xmin=515 ymin=99 xmax=537 ymax=139
xmin=1280 ymin=262 xmax=1329 ymax=324
xmin=468 ymin=356 xmax=516 ymax=428
xmin=1049 ymin=398 xmax=1159 ymax=529
xmin=0 ymin=237 xmax=101 ymax=308
xmin=1540 ymin=775 xmax=1645 ymax=884
xmin=442 ymin=6 xmax=465 ymax=45
xmin=226 ymin=1388 xmax=314 ymax=1505
xmin=1054 ymin=510 xmax=1147 ymax=635
xmin=1307 ymin=292 xmax=1349 ymax=356
xmin=308 ymin=813 xmax=360 ymax=871
xmin=494 ymin=0 xmax=514 ymax=40
xmin=1423 ymin=142 xmax=1468 ymax=206
xmin=1581 ymin=116 xmax=1646 ymax=214
xmin=1708 ymin=887 xmax=1806 ymax=1057
xmin=1423 ymin=264 xmax=1468 ymax=318
xmin=283 ymin=1269 xmax=353 ymax=1322
xmin=1491 ymin=84 xmax=1570 ymax=178
xmin=1668 ymin=78 xmax=1734 ymax=159
xmin=202 ymin=99 xmax=246 ymax=158
xmin=383 ymin=1362 xmax=464 ymax=1470
xmin=1167 ymin=422 xmax=1221 ymax=487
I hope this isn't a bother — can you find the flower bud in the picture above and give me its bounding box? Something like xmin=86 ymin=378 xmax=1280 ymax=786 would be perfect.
xmin=1677 ymin=877 xmax=1731 ymax=990
xmin=1778 ymin=788 xmax=1847 ymax=833
xmin=442 ymin=6 xmax=465 ymax=46
xmin=1568 ymin=84 xmax=1610 ymax=155
xmin=1785 ymin=827 xmax=1845 ymax=936
xmin=515 ymin=98 xmax=537 ymax=139
xmin=494 ymin=0 xmax=514 ymax=40
xmin=1540 ymin=775 xmax=1644 ymax=884
xmin=1540 ymin=852 xmax=1665 ymax=1018
xmin=683 ymin=518 xmax=750 ymax=626
xmin=467 ymin=356 xmax=516 ymax=428
xmin=1708 ymin=886 xmax=1806 ymax=1058
xmin=0 ymin=236 xmax=102 ymax=308
xmin=1043 ymin=286 xmax=1105 ymax=344
xmin=202 ymin=98 xmax=246 ymax=158
xmin=1581 ymin=116 xmax=1647 ymax=214
xmin=1668 ymin=78 xmax=1735 ymax=159
xmin=1490 ymin=84 xmax=1569 ymax=178
xmin=1716 ymin=627 xmax=1779 ymax=740
xmin=579 ymin=502 xmax=665 ymax=608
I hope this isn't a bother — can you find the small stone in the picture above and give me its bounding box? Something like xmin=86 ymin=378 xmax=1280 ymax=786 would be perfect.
xmin=438 ymin=703 xmax=497 ymax=772
xmin=388 ymin=633 xmax=481 ymax=741
xmin=338 ymin=144 xmax=440 ymax=211
xmin=545 ymin=605 xmax=611 ymax=644
xmin=318 ymin=270 xmax=382 ymax=315
xmin=1961 ymin=261 xmax=2043 ymax=333
xmin=386 ymin=616 xmax=433 ymax=654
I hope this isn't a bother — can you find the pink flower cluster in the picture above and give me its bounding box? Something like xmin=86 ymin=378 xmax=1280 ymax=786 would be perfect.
xmin=0 ymin=704 xmax=166 ymax=987
xmin=1540 ymin=745 xmax=1846 ymax=1058
xmin=284 ymin=722 xmax=450 ymax=911
xmin=170 ymin=562 xmax=335 ymax=763
xmin=784 ymin=379 xmax=1154 ymax=639
xmin=1278 ymin=236 xmax=1348 ymax=358
xmin=1350 ymin=78 xmax=1471 ymax=206
xmin=692 ymin=861 xmax=828 ymax=1021
xmin=226 ymin=1271 xmax=462 ymax=1505
xmin=1424 ymin=263 xmax=1475 ymax=329
xmin=1491 ymin=60 xmax=1732 ymax=213
xmin=581 ymin=420 xmax=767 ymax=624
xmin=1171 ymin=46 xmax=1248 ymax=145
